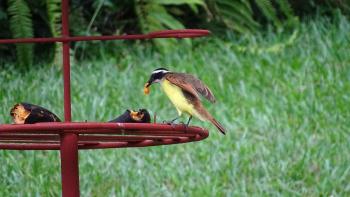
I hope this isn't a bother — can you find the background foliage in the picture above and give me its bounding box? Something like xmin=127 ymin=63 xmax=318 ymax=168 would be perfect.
xmin=0 ymin=15 xmax=349 ymax=195
xmin=1 ymin=0 xmax=350 ymax=196
xmin=0 ymin=0 xmax=349 ymax=67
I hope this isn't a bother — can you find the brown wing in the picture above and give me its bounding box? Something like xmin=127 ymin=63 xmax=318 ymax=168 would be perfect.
xmin=165 ymin=73 xmax=216 ymax=103
xmin=165 ymin=73 xmax=201 ymax=101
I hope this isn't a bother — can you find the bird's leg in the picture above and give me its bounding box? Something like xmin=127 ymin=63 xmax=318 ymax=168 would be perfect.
xmin=179 ymin=116 xmax=192 ymax=132
xmin=163 ymin=116 xmax=180 ymax=125
xmin=171 ymin=116 xmax=180 ymax=123
xmin=186 ymin=116 xmax=192 ymax=127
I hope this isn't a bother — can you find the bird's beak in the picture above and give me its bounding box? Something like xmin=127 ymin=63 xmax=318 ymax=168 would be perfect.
xmin=146 ymin=76 xmax=155 ymax=88
xmin=144 ymin=82 xmax=151 ymax=95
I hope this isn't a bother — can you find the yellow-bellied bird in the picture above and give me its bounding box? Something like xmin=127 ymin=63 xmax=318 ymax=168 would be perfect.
xmin=144 ymin=68 xmax=226 ymax=135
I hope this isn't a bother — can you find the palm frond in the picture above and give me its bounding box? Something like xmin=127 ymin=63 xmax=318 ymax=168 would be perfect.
xmin=7 ymin=0 xmax=34 ymax=68
xmin=46 ymin=0 xmax=62 ymax=65
xmin=135 ymin=0 xmax=205 ymax=52
xmin=276 ymin=0 xmax=294 ymax=18
xmin=208 ymin=0 xmax=259 ymax=33
xmin=47 ymin=0 xmax=61 ymax=37
xmin=254 ymin=0 xmax=281 ymax=27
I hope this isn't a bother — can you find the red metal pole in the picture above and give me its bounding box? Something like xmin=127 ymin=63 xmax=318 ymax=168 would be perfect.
xmin=60 ymin=0 xmax=80 ymax=196
xmin=62 ymin=0 xmax=71 ymax=122
xmin=60 ymin=133 xmax=79 ymax=196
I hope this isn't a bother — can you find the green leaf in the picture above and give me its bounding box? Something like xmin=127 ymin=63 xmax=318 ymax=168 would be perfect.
xmin=152 ymin=0 xmax=205 ymax=6
xmin=152 ymin=0 xmax=206 ymax=14
xmin=7 ymin=0 xmax=34 ymax=68
xmin=213 ymin=0 xmax=259 ymax=33
xmin=255 ymin=0 xmax=281 ymax=26
xmin=276 ymin=0 xmax=294 ymax=18
xmin=46 ymin=0 xmax=62 ymax=65
xmin=135 ymin=1 xmax=191 ymax=52
xmin=46 ymin=0 xmax=61 ymax=37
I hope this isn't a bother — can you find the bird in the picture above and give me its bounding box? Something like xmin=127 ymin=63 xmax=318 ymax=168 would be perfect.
xmin=144 ymin=68 xmax=226 ymax=134
xmin=108 ymin=109 xmax=151 ymax=123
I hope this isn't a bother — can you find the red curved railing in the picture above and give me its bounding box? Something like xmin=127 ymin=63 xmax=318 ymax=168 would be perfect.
xmin=0 ymin=122 xmax=208 ymax=150
xmin=0 ymin=29 xmax=209 ymax=44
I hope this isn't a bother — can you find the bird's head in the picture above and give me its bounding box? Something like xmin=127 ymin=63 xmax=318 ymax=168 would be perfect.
xmin=145 ymin=68 xmax=169 ymax=87
xmin=144 ymin=68 xmax=169 ymax=95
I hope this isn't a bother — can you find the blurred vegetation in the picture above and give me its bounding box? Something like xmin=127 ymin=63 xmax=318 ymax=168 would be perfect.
xmin=1 ymin=16 xmax=350 ymax=195
xmin=0 ymin=0 xmax=349 ymax=68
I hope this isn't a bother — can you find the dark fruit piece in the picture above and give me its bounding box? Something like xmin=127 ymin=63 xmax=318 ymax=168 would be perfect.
xmin=108 ymin=109 xmax=151 ymax=123
xmin=10 ymin=103 xmax=61 ymax=124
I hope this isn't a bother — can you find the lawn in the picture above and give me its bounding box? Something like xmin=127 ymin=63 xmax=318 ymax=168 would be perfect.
xmin=0 ymin=16 xmax=350 ymax=196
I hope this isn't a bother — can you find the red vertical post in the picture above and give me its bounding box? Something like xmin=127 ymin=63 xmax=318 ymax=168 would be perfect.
xmin=60 ymin=0 xmax=80 ymax=196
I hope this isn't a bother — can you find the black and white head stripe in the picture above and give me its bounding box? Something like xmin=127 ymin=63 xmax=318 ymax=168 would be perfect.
xmin=146 ymin=68 xmax=169 ymax=85
xmin=152 ymin=68 xmax=169 ymax=74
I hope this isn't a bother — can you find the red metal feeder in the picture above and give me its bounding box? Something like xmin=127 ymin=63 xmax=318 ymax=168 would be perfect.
xmin=0 ymin=1 xmax=210 ymax=196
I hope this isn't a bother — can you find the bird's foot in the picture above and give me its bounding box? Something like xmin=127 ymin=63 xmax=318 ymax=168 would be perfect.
xmin=163 ymin=120 xmax=174 ymax=125
xmin=162 ymin=116 xmax=180 ymax=125
xmin=162 ymin=120 xmax=177 ymax=129
xmin=178 ymin=121 xmax=189 ymax=132
xmin=179 ymin=121 xmax=186 ymax=126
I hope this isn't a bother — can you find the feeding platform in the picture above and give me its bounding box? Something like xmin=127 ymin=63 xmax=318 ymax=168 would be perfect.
xmin=0 ymin=123 xmax=208 ymax=150
xmin=0 ymin=0 xmax=210 ymax=196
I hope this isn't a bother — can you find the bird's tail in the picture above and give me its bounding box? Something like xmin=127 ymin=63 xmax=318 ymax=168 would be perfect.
xmin=196 ymin=105 xmax=226 ymax=135
xmin=210 ymin=118 xmax=226 ymax=135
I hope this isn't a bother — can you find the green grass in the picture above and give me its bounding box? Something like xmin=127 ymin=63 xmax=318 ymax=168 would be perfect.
xmin=1 ymin=16 xmax=350 ymax=196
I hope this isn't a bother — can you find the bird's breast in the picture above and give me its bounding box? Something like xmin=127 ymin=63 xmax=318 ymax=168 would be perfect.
xmin=161 ymin=80 xmax=195 ymax=115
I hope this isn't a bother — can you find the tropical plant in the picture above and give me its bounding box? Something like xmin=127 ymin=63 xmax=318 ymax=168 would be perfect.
xmin=206 ymin=0 xmax=298 ymax=34
xmin=1 ymin=0 xmax=349 ymax=65
xmin=135 ymin=0 xmax=205 ymax=33
xmin=135 ymin=0 xmax=206 ymax=51
xmin=69 ymin=0 xmax=206 ymax=55
xmin=2 ymin=0 xmax=63 ymax=68
xmin=46 ymin=0 xmax=62 ymax=64
xmin=7 ymin=0 xmax=34 ymax=68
